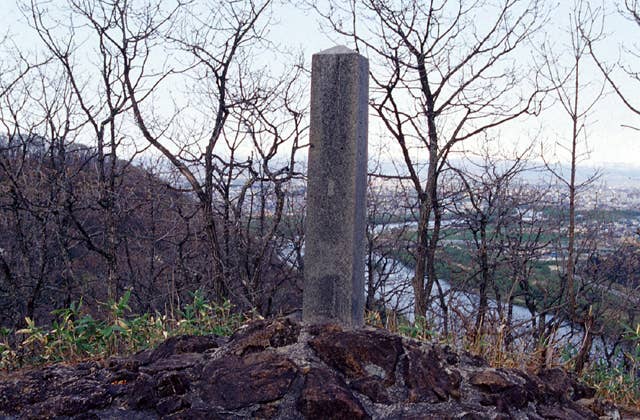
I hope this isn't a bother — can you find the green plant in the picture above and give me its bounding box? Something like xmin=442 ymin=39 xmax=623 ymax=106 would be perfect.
xmin=15 ymin=317 xmax=49 ymax=363
xmin=582 ymin=323 xmax=640 ymax=408
xmin=397 ymin=316 xmax=435 ymax=341
xmin=0 ymin=288 xmax=248 ymax=372
xmin=178 ymin=289 xmax=213 ymax=334
xmin=0 ymin=327 xmax=16 ymax=370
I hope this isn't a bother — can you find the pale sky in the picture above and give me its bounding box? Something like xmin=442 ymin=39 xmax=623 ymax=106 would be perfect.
xmin=1 ymin=0 xmax=638 ymax=168
xmin=270 ymin=1 xmax=640 ymax=168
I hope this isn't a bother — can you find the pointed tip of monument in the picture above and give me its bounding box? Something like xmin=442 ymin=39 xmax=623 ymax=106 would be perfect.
xmin=316 ymin=45 xmax=358 ymax=55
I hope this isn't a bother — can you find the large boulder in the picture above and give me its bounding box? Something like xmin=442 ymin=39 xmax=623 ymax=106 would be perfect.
xmin=0 ymin=318 xmax=619 ymax=419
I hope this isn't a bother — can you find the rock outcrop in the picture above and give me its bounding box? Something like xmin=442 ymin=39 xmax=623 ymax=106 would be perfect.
xmin=0 ymin=318 xmax=622 ymax=419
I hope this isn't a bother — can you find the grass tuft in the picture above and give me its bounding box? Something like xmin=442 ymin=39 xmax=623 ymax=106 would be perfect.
xmin=0 ymin=289 xmax=247 ymax=370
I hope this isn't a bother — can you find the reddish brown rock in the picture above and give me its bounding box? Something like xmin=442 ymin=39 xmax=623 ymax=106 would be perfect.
xmin=471 ymin=368 xmax=558 ymax=413
xmin=0 ymin=368 xmax=111 ymax=417
xmin=156 ymin=395 xmax=190 ymax=416
xmin=201 ymin=351 xmax=298 ymax=409
xmin=127 ymin=372 xmax=159 ymax=409
xmin=229 ymin=317 xmax=301 ymax=356
xmin=537 ymin=403 xmax=598 ymax=419
xmin=298 ymin=368 xmax=369 ymax=420
xmin=156 ymin=370 xmax=190 ymax=397
xmin=136 ymin=334 xmax=222 ymax=365
xmin=140 ymin=352 xmax=204 ymax=374
xmin=537 ymin=367 xmax=596 ymax=401
xmin=309 ymin=325 xmax=403 ymax=384
xmin=470 ymin=369 xmax=516 ymax=392
xmin=402 ymin=344 xmax=462 ymax=403
xmin=165 ymin=407 xmax=223 ymax=419
xmin=350 ymin=376 xmax=392 ymax=403
xmin=36 ymin=378 xmax=111 ymax=416
xmin=0 ymin=318 xmax=614 ymax=419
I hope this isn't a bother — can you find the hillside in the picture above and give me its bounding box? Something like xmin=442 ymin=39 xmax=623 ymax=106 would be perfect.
xmin=0 ymin=140 xmax=301 ymax=329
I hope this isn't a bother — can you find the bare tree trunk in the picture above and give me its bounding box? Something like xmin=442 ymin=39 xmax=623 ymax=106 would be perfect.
xmin=573 ymin=312 xmax=594 ymax=373
xmin=566 ymin=64 xmax=579 ymax=319
xmin=413 ymin=205 xmax=430 ymax=319
xmin=476 ymin=218 xmax=489 ymax=335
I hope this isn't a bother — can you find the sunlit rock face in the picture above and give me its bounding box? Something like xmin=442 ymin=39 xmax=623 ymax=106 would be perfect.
xmin=0 ymin=318 xmax=618 ymax=419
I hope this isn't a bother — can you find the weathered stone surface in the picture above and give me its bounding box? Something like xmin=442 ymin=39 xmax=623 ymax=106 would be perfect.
xmin=201 ymin=351 xmax=298 ymax=409
xmin=470 ymin=369 xmax=517 ymax=392
xmin=165 ymin=408 xmax=223 ymax=420
xmin=350 ymin=376 xmax=392 ymax=403
xmin=156 ymin=371 xmax=190 ymax=397
xmin=537 ymin=367 xmax=596 ymax=401
xmin=229 ymin=317 xmax=300 ymax=356
xmin=402 ymin=343 xmax=463 ymax=403
xmin=537 ymin=403 xmax=597 ymax=419
xmin=139 ymin=352 xmax=204 ymax=374
xmin=579 ymin=396 xmax=633 ymax=418
xmin=309 ymin=325 xmax=402 ymax=384
xmin=136 ymin=334 xmax=222 ymax=365
xmin=156 ymin=395 xmax=190 ymax=416
xmin=304 ymin=45 xmax=369 ymax=328
xmin=0 ymin=318 xmax=616 ymax=419
xmin=127 ymin=373 xmax=159 ymax=409
xmin=37 ymin=378 xmax=111 ymax=416
xmin=0 ymin=367 xmax=111 ymax=418
xmin=470 ymin=368 xmax=532 ymax=411
xmin=297 ymin=368 xmax=369 ymax=420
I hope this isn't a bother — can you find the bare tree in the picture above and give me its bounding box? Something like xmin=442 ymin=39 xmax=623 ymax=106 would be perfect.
xmin=0 ymin=47 xmax=91 ymax=325
xmin=365 ymin=171 xmax=414 ymax=320
xmin=448 ymin=145 xmax=534 ymax=336
xmin=539 ymin=0 xmax=604 ymax=320
xmin=587 ymin=0 xmax=640 ymax=118
xmin=27 ymin=0 xmax=309 ymax=310
xmin=500 ymin=181 xmax=553 ymax=349
xmin=0 ymin=0 xmax=308 ymax=323
xmin=311 ymin=0 xmax=547 ymax=321
xmin=25 ymin=0 xmax=165 ymax=301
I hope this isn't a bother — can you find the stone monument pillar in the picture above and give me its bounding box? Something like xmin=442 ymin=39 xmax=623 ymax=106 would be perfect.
xmin=303 ymin=46 xmax=368 ymax=327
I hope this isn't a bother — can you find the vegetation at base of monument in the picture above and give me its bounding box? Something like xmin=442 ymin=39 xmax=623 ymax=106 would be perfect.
xmin=0 ymin=290 xmax=247 ymax=370
xmin=3 ymin=300 xmax=638 ymax=409
xmin=0 ymin=290 xmax=640 ymax=408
